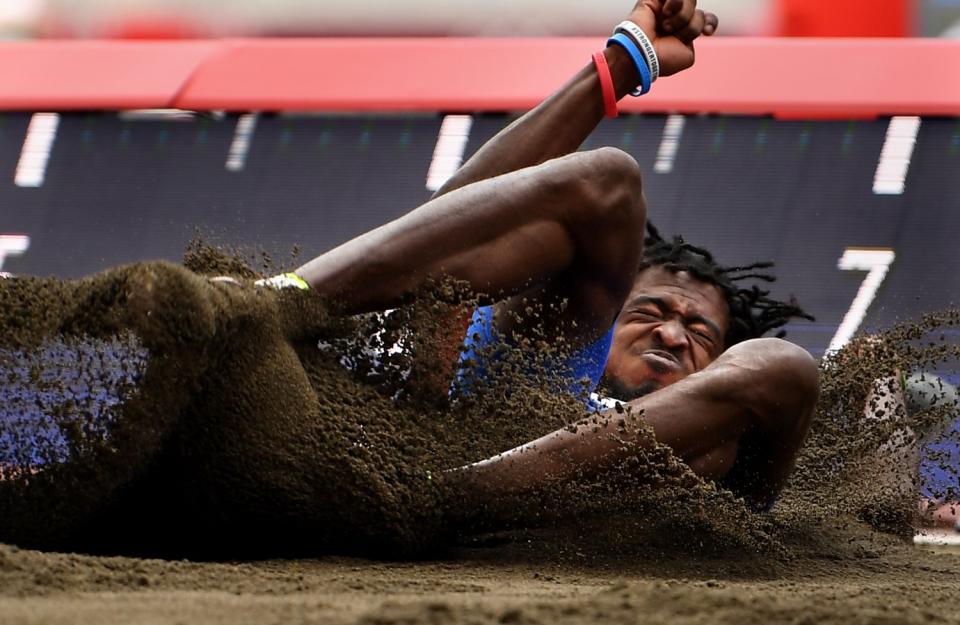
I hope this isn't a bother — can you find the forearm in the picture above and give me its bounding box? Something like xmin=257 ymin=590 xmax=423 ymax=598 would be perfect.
xmin=456 ymin=410 xmax=652 ymax=497
xmin=865 ymin=372 xmax=913 ymax=453
xmin=865 ymin=374 xmax=906 ymax=421
xmin=449 ymin=339 xmax=818 ymax=525
xmin=450 ymin=354 xmax=753 ymax=525
xmin=433 ymin=46 xmax=641 ymax=198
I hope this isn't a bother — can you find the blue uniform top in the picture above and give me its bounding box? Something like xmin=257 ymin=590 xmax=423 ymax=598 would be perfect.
xmin=456 ymin=305 xmax=614 ymax=409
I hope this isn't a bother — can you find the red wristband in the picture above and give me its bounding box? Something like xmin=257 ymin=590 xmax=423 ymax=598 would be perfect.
xmin=592 ymin=50 xmax=618 ymax=119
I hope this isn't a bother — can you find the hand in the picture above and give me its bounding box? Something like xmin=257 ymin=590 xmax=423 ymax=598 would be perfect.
xmin=626 ymin=0 xmax=719 ymax=77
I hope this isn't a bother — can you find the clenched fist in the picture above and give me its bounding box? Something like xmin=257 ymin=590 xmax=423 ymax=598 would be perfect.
xmin=626 ymin=0 xmax=719 ymax=77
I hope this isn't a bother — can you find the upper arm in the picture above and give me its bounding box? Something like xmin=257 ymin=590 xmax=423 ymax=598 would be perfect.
xmin=715 ymin=338 xmax=820 ymax=509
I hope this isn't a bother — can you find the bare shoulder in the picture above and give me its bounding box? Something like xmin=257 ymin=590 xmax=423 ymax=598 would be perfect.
xmin=720 ymin=338 xmax=820 ymax=392
xmin=725 ymin=337 xmax=816 ymax=364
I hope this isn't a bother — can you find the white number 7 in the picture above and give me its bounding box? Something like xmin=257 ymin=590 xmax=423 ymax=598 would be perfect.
xmin=827 ymin=248 xmax=896 ymax=353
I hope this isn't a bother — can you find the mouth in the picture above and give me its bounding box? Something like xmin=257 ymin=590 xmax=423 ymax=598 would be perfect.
xmin=641 ymin=349 xmax=681 ymax=373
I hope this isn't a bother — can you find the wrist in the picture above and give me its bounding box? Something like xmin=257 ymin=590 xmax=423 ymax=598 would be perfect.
xmin=603 ymin=45 xmax=643 ymax=100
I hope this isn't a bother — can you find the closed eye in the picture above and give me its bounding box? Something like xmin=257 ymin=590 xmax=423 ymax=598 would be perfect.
xmin=690 ymin=325 xmax=716 ymax=344
xmin=632 ymin=307 xmax=663 ymax=321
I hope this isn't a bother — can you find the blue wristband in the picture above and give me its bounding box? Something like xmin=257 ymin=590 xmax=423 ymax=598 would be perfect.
xmin=607 ymin=32 xmax=651 ymax=96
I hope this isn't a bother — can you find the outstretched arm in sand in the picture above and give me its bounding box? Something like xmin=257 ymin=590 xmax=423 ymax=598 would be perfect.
xmin=921 ymin=500 xmax=960 ymax=529
xmin=861 ymin=364 xmax=960 ymax=528
xmin=454 ymin=338 xmax=819 ymax=519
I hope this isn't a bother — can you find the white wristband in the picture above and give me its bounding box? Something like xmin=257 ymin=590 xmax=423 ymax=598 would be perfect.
xmin=614 ymin=21 xmax=660 ymax=83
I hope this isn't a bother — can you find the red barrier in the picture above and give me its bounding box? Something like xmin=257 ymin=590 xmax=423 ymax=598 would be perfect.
xmin=0 ymin=41 xmax=218 ymax=110
xmin=776 ymin=0 xmax=913 ymax=37
xmin=1 ymin=38 xmax=958 ymax=118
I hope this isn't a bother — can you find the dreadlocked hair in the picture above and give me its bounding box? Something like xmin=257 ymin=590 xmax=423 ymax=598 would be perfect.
xmin=640 ymin=223 xmax=814 ymax=347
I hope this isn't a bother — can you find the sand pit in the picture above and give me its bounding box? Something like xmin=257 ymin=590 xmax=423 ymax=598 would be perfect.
xmin=2 ymin=251 xmax=960 ymax=624
xmin=1 ymin=535 xmax=959 ymax=625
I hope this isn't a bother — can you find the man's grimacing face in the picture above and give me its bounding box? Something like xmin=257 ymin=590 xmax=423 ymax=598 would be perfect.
xmin=602 ymin=266 xmax=730 ymax=400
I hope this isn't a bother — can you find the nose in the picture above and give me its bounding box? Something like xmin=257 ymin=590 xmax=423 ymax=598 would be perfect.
xmin=653 ymin=319 xmax=689 ymax=350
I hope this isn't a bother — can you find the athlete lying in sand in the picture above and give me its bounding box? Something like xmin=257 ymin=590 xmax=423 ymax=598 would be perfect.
xmin=265 ymin=0 xmax=820 ymax=513
xmin=1 ymin=1 xmax=818 ymax=526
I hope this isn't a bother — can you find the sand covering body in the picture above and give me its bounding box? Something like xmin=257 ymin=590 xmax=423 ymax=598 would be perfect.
xmin=0 ymin=249 xmax=958 ymax=572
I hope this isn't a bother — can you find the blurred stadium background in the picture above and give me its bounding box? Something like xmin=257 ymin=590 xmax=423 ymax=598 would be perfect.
xmin=1 ymin=0 xmax=960 ymax=38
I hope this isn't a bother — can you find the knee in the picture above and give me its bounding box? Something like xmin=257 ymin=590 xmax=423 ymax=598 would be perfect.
xmin=587 ymin=146 xmax=643 ymax=193
xmin=124 ymin=261 xmax=221 ymax=347
xmin=561 ymin=147 xmax=645 ymax=231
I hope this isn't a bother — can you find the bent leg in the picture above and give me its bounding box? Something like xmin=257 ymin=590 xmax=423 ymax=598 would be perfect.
xmin=297 ymin=147 xmax=645 ymax=341
xmin=0 ymin=262 xmax=239 ymax=549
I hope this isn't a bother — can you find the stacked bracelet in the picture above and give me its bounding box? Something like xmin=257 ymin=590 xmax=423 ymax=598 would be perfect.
xmin=614 ymin=21 xmax=660 ymax=83
xmin=607 ymin=32 xmax=651 ymax=96
xmin=591 ymin=51 xmax=619 ymax=118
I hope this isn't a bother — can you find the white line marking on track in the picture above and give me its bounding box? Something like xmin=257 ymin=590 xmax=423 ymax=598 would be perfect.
xmin=654 ymin=115 xmax=685 ymax=174
xmin=426 ymin=115 xmax=473 ymax=192
xmin=226 ymin=113 xmax=259 ymax=172
xmin=0 ymin=234 xmax=30 ymax=272
xmin=15 ymin=113 xmax=59 ymax=188
xmin=873 ymin=116 xmax=920 ymax=195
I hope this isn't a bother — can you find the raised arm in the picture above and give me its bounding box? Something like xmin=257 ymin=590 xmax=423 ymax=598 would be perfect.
xmin=433 ymin=0 xmax=719 ymax=199
xmin=295 ymin=0 xmax=717 ymax=314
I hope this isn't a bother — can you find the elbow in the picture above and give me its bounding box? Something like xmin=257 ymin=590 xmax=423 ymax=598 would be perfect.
xmin=723 ymin=337 xmax=820 ymax=429
xmin=554 ymin=147 xmax=645 ymax=230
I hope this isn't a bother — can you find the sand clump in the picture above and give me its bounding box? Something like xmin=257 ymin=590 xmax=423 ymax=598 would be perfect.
xmin=0 ymin=244 xmax=959 ymax=623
